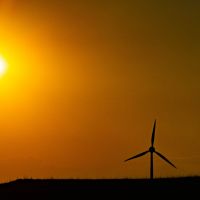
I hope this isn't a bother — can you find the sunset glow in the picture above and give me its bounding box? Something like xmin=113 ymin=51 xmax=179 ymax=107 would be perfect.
xmin=0 ymin=0 xmax=199 ymax=183
xmin=0 ymin=56 xmax=7 ymax=77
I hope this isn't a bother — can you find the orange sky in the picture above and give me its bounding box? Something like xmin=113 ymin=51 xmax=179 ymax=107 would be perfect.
xmin=0 ymin=0 xmax=200 ymax=182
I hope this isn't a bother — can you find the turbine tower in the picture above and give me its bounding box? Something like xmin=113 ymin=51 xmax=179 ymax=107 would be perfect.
xmin=124 ymin=120 xmax=176 ymax=179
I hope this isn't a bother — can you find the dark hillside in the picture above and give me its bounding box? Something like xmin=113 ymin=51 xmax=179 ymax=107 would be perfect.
xmin=0 ymin=177 xmax=199 ymax=199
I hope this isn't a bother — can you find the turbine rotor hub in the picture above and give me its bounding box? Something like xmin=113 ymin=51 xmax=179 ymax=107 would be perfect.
xmin=149 ymin=146 xmax=155 ymax=153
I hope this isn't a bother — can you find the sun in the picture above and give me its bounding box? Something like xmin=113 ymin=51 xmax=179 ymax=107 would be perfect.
xmin=0 ymin=56 xmax=7 ymax=77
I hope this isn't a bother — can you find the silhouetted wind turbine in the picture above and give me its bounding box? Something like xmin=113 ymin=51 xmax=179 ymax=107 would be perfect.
xmin=124 ymin=120 xmax=176 ymax=179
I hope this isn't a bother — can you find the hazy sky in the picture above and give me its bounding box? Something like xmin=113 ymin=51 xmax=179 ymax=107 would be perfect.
xmin=0 ymin=0 xmax=200 ymax=181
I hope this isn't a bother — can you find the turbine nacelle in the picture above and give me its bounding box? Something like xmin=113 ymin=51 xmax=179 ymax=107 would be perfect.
xmin=149 ymin=146 xmax=155 ymax=153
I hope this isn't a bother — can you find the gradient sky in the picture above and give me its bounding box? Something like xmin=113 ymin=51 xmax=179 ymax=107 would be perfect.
xmin=0 ymin=0 xmax=200 ymax=181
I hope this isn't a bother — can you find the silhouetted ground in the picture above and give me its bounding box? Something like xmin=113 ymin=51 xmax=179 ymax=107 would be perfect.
xmin=0 ymin=177 xmax=199 ymax=199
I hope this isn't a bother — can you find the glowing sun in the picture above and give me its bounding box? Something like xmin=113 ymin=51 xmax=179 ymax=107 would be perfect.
xmin=0 ymin=56 xmax=7 ymax=76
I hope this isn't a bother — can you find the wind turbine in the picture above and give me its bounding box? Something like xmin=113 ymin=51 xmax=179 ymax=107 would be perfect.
xmin=124 ymin=120 xmax=176 ymax=179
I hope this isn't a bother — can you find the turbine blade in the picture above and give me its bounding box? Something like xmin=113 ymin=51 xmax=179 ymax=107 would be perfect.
xmin=124 ymin=151 xmax=149 ymax=162
xmin=151 ymin=120 xmax=156 ymax=146
xmin=155 ymin=151 xmax=176 ymax=168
